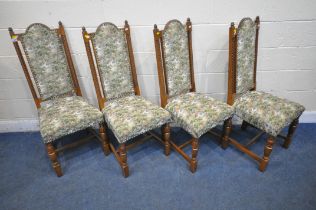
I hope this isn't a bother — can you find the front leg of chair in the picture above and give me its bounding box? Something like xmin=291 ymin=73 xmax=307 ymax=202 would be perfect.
xmin=99 ymin=124 xmax=111 ymax=156
xmin=162 ymin=124 xmax=171 ymax=156
xmin=119 ymin=143 xmax=129 ymax=178
xmin=46 ymin=143 xmax=63 ymax=177
xmin=221 ymin=118 xmax=232 ymax=149
xmin=190 ymin=138 xmax=199 ymax=173
xmin=283 ymin=118 xmax=299 ymax=149
xmin=259 ymin=136 xmax=275 ymax=172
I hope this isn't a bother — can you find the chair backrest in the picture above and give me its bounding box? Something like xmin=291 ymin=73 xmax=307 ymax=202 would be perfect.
xmin=153 ymin=18 xmax=195 ymax=107
xmin=83 ymin=21 xmax=139 ymax=110
xmin=227 ymin=16 xmax=260 ymax=105
xmin=9 ymin=22 xmax=81 ymax=108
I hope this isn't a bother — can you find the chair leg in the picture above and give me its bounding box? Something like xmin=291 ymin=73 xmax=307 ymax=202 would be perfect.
xmin=190 ymin=138 xmax=199 ymax=173
xmin=259 ymin=136 xmax=275 ymax=172
xmin=241 ymin=120 xmax=249 ymax=130
xmin=99 ymin=124 xmax=111 ymax=156
xmin=283 ymin=118 xmax=299 ymax=149
xmin=221 ymin=118 xmax=232 ymax=150
xmin=46 ymin=143 xmax=63 ymax=177
xmin=119 ymin=144 xmax=129 ymax=178
xmin=162 ymin=124 xmax=171 ymax=156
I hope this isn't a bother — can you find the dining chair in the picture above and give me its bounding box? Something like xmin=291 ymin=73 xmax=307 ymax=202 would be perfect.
xmin=82 ymin=21 xmax=171 ymax=177
xmin=225 ymin=16 xmax=305 ymax=171
xmin=9 ymin=22 xmax=108 ymax=177
xmin=153 ymin=18 xmax=234 ymax=172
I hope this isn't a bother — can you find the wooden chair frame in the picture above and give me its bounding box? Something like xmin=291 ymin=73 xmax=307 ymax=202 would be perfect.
xmin=225 ymin=16 xmax=300 ymax=172
xmin=9 ymin=22 xmax=110 ymax=177
xmin=82 ymin=21 xmax=169 ymax=177
xmin=153 ymin=18 xmax=230 ymax=173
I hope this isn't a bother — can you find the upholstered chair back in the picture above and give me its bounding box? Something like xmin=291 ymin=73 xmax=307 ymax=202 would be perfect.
xmin=236 ymin=18 xmax=257 ymax=95
xmin=91 ymin=23 xmax=135 ymax=101
xmin=20 ymin=23 xmax=75 ymax=101
xmin=162 ymin=20 xmax=192 ymax=98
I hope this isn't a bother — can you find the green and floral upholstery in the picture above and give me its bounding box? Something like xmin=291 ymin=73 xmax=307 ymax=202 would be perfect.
xmin=162 ymin=20 xmax=191 ymax=97
xmin=39 ymin=96 xmax=103 ymax=143
xmin=20 ymin=23 xmax=75 ymax=101
xmin=103 ymin=96 xmax=170 ymax=143
xmin=236 ymin=18 xmax=256 ymax=95
xmin=166 ymin=93 xmax=234 ymax=138
xmin=234 ymin=91 xmax=305 ymax=137
xmin=91 ymin=23 xmax=135 ymax=100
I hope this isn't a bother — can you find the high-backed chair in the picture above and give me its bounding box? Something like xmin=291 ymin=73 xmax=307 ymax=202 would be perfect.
xmin=9 ymin=22 xmax=109 ymax=177
xmin=153 ymin=18 xmax=234 ymax=173
xmin=82 ymin=21 xmax=171 ymax=177
xmin=225 ymin=16 xmax=305 ymax=171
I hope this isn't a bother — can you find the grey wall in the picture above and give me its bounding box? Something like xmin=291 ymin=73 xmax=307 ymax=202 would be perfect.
xmin=0 ymin=0 xmax=315 ymax=131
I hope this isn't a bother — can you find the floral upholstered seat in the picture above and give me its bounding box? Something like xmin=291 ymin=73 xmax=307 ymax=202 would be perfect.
xmin=160 ymin=20 xmax=234 ymax=139
xmin=103 ymin=95 xmax=170 ymax=143
xmin=234 ymin=91 xmax=305 ymax=137
xmin=232 ymin=17 xmax=305 ymax=137
xmin=166 ymin=93 xmax=234 ymax=138
xmin=18 ymin=23 xmax=104 ymax=145
xmin=90 ymin=22 xmax=171 ymax=145
xmin=39 ymin=96 xmax=103 ymax=143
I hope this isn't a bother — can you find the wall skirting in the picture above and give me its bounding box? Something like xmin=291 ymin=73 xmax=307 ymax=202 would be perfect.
xmin=299 ymin=111 xmax=316 ymax=123
xmin=0 ymin=111 xmax=315 ymax=133
xmin=0 ymin=119 xmax=39 ymax=133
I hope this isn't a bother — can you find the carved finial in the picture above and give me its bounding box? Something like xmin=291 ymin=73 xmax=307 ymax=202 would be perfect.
xmin=124 ymin=20 xmax=129 ymax=31
xmin=255 ymin=16 xmax=260 ymax=28
xmin=8 ymin=27 xmax=17 ymax=40
xmin=153 ymin=24 xmax=160 ymax=36
xmin=186 ymin=18 xmax=192 ymax=31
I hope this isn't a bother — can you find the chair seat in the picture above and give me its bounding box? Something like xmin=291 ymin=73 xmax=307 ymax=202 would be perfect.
xmin=102 ymin=95 xmax=171 ymax=143
xmin=165 ymin=92 xmax=234 ymax=138
xmin=234 ymin=91 xmax=305 ymax=137
xmin=39 ymin=96 xmax=103 ymax=143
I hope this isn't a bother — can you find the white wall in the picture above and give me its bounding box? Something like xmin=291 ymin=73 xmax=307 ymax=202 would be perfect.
xmin=0 ymin=0 xmax=316 ymax=131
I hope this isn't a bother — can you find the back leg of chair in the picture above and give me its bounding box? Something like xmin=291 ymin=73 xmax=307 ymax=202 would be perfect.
xmin=221 ymin=118 xmax=232 ymax=149
xmin=46 ymin=143 xmax=63 ymax=177
xmin=241 ymin=120 xmax=249 ymax=130
xmin=190 ymin=138 xmax=199 ymax=173
xmin=119 ymin=143 xmax=129 ymax=177
xmin=259 ymin=136 xmax=275 ymax=172
xmin=162 ymin=124 xmax=171 ymax=156
xmin=99 ymin=123 xmax=111 ymax=156
xmin=283 ymin=118 xmax=299 ymax=149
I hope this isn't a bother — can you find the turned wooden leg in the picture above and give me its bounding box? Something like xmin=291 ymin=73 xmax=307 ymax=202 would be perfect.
xmin=190 ymin=138 xmax=199 ymax=173
xmin=99 ymin=124 xmax=110 ymax=156
xmin=162 ymin=124 xmax=171 ymax=156
xmin=119 ymin=144 xmax=129 ymax=178
xmin=46 ymin=143 xmax=63 ymax=177
xmin=283 ymin=118 xmax=299 ymax=149
xmin=221 ymin=118 xmax=232 ymax=150
xmin=259 ymin=136 xmax=275 ymax=172
xmin=241 ymin=120 xmax=249 ymax=130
